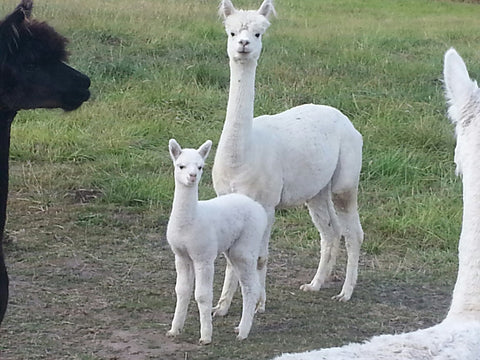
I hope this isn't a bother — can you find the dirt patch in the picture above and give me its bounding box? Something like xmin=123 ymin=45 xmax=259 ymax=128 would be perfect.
xmin=98 ymin=329 xmax=200 ymax=360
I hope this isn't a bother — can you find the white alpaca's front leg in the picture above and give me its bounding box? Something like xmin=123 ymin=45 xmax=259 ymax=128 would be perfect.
xmin=194 ymin=261 xmax=215 ymax=345
xmin=213 ymin=256 xmax=238 ymax=317
xmin=167 ymin=255 xmax=194 ymax=337
xmin=255 ymin=208 xmax=273 ymax=313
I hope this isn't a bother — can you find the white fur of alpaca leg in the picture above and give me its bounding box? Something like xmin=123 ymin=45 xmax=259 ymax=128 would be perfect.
xmin=166 ymin=139 xmax=267 ymax=344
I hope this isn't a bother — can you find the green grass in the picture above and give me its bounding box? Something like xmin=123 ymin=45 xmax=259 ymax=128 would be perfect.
xmin=0 ymin=0 xmax=478 ymax=358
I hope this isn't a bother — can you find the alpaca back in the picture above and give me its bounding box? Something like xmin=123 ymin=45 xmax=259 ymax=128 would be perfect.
xmin=254 ymin=104 xmax=363 ymax=206
xmin=196 ymin=193 xmax=267 ymax=254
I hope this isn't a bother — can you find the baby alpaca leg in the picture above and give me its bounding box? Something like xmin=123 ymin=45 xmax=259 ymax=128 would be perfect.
xmin=194 ymin=261 xmax=215 ymax=345
xmin=213 ymin=257 xmax=238 ymax=317
xmin=167 ymin=255 xmax=194 ymax=337
xmin=301 ymin=188 xmax=341 ymax=292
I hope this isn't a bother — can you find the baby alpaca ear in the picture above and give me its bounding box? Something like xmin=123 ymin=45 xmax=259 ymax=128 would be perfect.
xmin=257 ymin=0 xmax=276 ymax=19
xmin=169 ymin=139 xmax=182 ymax=162
xmin=219 ymin=0 xmax=236 ymax=19
xmin=198 ymin=140 xmax=212 ymax=160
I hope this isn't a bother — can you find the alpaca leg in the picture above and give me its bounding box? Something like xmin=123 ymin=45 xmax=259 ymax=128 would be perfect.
xmin=331 ymin=190 xmax=363 ymax=302
xmin=213 ymin=257 xmax=238 ymax=317
xmin=194 ymin=261 xmax=215 ymax=345
xmin=228 ymin=253 xmax=261 ymax=340
xmin=301 ymin=187 xmax=342 ymax=292
xmin=167 ymin=255 xmax=194 ymax=337
xmin=256 ymin=207 xmax=273 ymax=313
xmin=214 ymin=207 xmax=273 ymax=316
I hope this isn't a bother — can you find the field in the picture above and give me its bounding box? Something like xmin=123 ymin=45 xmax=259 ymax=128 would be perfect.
xmin=1 ymin=0 xmax=479 ymax=359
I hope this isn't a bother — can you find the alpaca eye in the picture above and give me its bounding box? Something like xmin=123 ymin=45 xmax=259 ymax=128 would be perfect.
xmin=255 ymin=33 xmax=260 ymax=38
xmin=179 ymin=165 xmax=185 ymax=170
xmin=198 ymin=166 xmax=203 ymax=170
xmin=230 ymin=32 xmax=236 ymax=37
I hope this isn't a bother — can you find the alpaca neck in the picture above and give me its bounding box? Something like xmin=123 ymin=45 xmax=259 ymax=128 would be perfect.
xmin=448 ymin=149 xmax=480 ymax=320
xmin=216 ymin=59 xmax=257 ymax=167
xmin=0 ymin=110 xmax=15 ymax=240
xmin=0 ymin=110 xmax=15 ymax=320
xmin=170 ymin=181 xmax=199 ymax=227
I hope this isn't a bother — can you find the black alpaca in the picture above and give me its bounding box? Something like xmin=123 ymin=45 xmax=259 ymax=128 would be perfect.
xmin=0 ymin=0 xmax=90 ymax=325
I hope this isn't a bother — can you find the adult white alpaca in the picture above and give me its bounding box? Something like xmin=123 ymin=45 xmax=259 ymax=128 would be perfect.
xmin=212 ymin=0 xmax=364 ymax=316
xmin=165 ymin=139 xmax=268 ymax=344
xmin=271 ymin=48 xmax=480 ymax=359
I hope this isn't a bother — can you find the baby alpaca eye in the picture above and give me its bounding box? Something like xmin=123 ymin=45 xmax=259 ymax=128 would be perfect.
xmin=198 ymin=166 xmax=203 ymax=170
xmin=255 ymin=33 xmax=260 ymax=38
xmin=179 ymin=165 xmax=185 ymax=170
xmin=230 ymin=32 xmax=236 ymax=37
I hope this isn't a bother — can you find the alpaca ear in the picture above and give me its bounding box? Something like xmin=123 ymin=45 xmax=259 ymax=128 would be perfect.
xmin=17 ymin=0 xmax=33 ymax=19
xmin=444 ymin=48 xmax=478 ymax=125
xmin=198 ymin=140 xmax=213 ymax=160
xmin=257 ymin=0 xmax=276 ymax=19
xmin=0 ymin=4 xmax=27 ymax=54
xmin=169 ymin=139 xmax=182 ymax=162
xmin=219 ymin=0 xmax=236 ymax=19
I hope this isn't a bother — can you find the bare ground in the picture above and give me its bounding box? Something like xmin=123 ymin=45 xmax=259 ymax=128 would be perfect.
xmin=0 ymin=185 xmax=455 ymax=359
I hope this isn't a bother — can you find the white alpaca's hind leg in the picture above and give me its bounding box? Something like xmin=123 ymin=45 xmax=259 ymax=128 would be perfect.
xmin=301 ymin=187 xmax=341 ymax=292
xmin=331 ymin=190 xmax=363 ymax=302
xmin=167 ymin=255 xmax=194 ymax=337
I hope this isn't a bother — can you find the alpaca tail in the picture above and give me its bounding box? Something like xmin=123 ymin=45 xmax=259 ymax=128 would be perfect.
xmin=443 ymin=48 xmax=479 ymax=126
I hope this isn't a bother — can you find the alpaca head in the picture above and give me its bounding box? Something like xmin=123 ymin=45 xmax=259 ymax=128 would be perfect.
xmin=169 ymin=139 xmax=213 ymax=188
xmin=219 ymin=0 xmax=275 ymax=64
xmin=0 ymin=0 xmax=90 ymax=112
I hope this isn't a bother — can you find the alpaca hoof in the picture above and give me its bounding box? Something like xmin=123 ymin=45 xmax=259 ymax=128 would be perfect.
xmin=300 ymin=283 xmax=320 ymax=292
xmin=199 ymin=337 xmax=212 ymax=345
xmin=166 ymin=329 xmax=180 ymax=338
xmin=235 ymin=326 xmax=249 ymax=340
xmin=332 ymin=291 xmax=351 ymax=302
xmin=255 ymin=306 xmax=265 ymax=314
xmin=213 ymin=305 xmax=229 ymax=317
xmin=255 ymin=300 xmax=265 ymax=314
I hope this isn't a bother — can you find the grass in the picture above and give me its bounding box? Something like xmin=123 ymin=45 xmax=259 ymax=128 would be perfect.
xmin=0 ymin=0 xmax=478 ymax=358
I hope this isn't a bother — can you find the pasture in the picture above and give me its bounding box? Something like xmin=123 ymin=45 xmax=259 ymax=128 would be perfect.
xmin=0 ymin=0 xmax=479 ymax=358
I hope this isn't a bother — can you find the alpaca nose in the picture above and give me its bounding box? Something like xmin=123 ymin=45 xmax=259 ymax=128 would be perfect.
xmin=239 ymin=39 xmax=250 ymax=47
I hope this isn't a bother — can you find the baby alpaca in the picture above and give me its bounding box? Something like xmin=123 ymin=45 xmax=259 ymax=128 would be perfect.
xmin=166 ymin=139 xmax=268 ymax=344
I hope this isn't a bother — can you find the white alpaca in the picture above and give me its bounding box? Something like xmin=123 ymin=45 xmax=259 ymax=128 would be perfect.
xmin=271 ymin=48 xmax=480 ymax=359
xmin=165 ymin=139 xmax=268 ymax=344
xmin=212 ymin=0 xmax=364 ymax=317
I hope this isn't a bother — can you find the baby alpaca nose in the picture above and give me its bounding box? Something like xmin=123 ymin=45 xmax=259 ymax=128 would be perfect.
xmin=239 ymin=39 xmax=250 ymax=46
